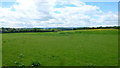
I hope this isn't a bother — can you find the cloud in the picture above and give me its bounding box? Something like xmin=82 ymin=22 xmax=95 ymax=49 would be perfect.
xmin=1 ymin=0 xmax=119 ymax=2
xmin=0 ymin=0 xmax=118 ymax=28
xmin=89 ymin=12 xmax=118 ymax=27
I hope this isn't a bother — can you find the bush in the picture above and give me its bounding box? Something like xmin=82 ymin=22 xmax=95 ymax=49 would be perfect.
xmin=32 ymin=61 xmax=41 ymax=67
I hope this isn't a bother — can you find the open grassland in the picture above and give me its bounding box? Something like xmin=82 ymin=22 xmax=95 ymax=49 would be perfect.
xmin=0 ymin=34 xmax=2 ymax=67
xmin=2 ymin=29 xmax=118 ymax=66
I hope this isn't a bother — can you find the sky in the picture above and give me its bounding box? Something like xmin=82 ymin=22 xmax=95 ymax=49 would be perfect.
xmin=0 ymin=0 xmax=118 ymax=28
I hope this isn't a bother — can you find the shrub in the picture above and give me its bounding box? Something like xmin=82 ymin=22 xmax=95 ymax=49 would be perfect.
xmin=32 ymin=61 xmax=41 ymax=67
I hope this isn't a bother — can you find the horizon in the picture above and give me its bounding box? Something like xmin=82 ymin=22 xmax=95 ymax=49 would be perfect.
xmin=1 ymin=25 xmax=119 ymax=29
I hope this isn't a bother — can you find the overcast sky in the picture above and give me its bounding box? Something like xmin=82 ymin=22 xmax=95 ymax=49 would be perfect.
xmin=0 ymin=0 xmax=118 ymax=28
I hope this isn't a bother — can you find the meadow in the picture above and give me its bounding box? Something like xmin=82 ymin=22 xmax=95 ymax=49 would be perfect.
xmin=0 ymin=33 xmax=2 ymax=67
xmin=2 ymin=29 xmax=118 ymax=66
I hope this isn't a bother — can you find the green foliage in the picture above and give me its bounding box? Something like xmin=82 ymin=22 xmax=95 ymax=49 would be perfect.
xmin=32 ymin=61 xmax=41 ymax=67
xmin=1 ymin=26 xmax=119 ymax=33
xmin=73 ymin=26 xmax=120 ymax=30
xmin=1 ymin=28 xmax=61 ymax=33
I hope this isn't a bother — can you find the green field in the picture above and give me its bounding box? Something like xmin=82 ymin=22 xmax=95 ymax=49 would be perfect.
xmin=0 ymin=34 xmax=2 ymax=67
xmin=2 ymin=29 xmax=118 ymax=66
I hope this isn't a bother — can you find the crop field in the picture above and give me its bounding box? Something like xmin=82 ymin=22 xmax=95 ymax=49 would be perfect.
xmin=2 ymin=29 xmax=118 ymax=66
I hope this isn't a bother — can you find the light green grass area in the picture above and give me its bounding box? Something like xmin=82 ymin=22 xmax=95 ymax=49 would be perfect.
xmin=2 ymin=29 xmax=118 ymax=66
xmin=0 ymin=34 xmax=2 ymax=67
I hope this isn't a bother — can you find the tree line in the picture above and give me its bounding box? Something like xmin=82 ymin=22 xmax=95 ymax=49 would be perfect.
xmin=73 ymin=26 xmax=120 ymax=30
xmin=0 ymin=26 xmax=119 ymax=33
xmin=1 ymin=28 xmax=61 ymax=33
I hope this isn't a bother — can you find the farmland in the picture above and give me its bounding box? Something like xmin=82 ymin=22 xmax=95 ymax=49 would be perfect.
xmin=0 ymin=33 xmax=2 ymax=67
xmin=2 ymin=29 xmax=118 ymax=66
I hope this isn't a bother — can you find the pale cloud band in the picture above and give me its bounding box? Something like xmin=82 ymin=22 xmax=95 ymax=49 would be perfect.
xmin=0 ymin=0 xmax=118 ymax=28
xmin=0 ymin=0 xmax=119 ymax=2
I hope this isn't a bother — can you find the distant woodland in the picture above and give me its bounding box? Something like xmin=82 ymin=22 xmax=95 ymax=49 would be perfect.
xmin=1 ymin=26 xmax=119 ymax=33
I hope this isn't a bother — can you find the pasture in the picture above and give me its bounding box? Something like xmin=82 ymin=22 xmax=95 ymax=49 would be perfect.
xmin=0 ymin=33 xmax=2 ymax=67
xmin=2 ymin=29 xmax=118 ymax=66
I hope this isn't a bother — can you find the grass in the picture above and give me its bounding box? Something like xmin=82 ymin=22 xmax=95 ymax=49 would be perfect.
xmin=0 ymin=34 xmax=2 ymax=67
xmin=2 ymin=29 xmax=118 ymax=66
